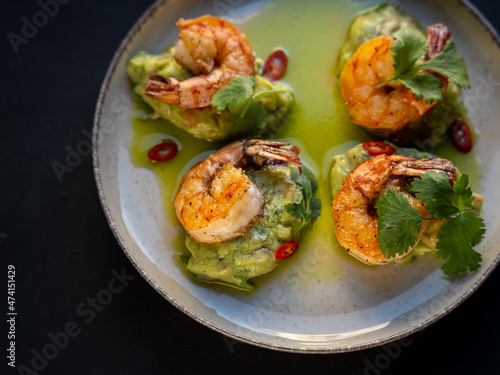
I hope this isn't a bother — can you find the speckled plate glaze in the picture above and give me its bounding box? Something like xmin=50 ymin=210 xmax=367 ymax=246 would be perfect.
xmin=93 ymin=0 xmax=500 ymax=352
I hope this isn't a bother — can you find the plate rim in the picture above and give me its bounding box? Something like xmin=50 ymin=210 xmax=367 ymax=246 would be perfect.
xmin=92 ymin=0 xmax=500 ymax=353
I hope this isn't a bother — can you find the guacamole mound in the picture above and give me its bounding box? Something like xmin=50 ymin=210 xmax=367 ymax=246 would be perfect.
xmin=127 ymin=49 xmax=294 ymax=142
xmin=183 ymin=164 xmax=314 ymax=291
xmin=336 ymin=4 xmax=469 ymax=149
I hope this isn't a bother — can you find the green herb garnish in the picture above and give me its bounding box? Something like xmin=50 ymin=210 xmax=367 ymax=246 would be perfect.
xmin=376 ymin=189 xmax=426 ymax=258
xmin=377 ymin=31 xmax=470 ymax=104
xmin=285 ymin=167 xmax=321 ymax=234
xmin=210 ymin=76 xmax=282 ymax=128
xmin=376 ymin=171 xmax=485 ymax=275
xmin=211 ymin=76 xmax=255 ymax=111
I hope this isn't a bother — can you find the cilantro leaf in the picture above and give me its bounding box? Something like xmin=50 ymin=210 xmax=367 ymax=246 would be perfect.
xmin=378 ymin=30 xmax=470 ymax=104
xmin=311 ymin=178 xmax=318 ymax=192
xmin=293 ymin=187 xmax=304 ymax=204
xmin=450 ymin=174 xmax=475 ymax=211
xmin=285 ymin=202 xmax=304 ymax=220
xmin=394 ymin=73 xmax=444 ymax=103
xmin=210 ymin=76 xmax=255 ymax=111
xmin=436 ymin=209 xmax=485 ymax=274
xmin=311 ymin=197 xmax=322 ymax=221
xmin=211 ymin=76 xmax=285 ymax=128
xmin=391 ymin=31 xmax=429 ymax=77
xmin=376 ymin=170 xmax=484 ymax=275
xmin=285 ymin=167 xmax=321 ymax=234
xmin=376 ymin=189 xmax=426 ymax=258
xmin=413 ymin=172 xmax=484 ymax=275
xmin=238 ymin=99 xmax=268 ymax=129
xmin=418 ymin=41 xmax=471 ymax=89
xmin=412 ymin=172 xmax=474 ymax=218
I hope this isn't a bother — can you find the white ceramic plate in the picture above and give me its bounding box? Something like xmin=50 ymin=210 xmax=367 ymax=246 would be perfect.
xmin=93 ymin=0 xmax=500 ymax=352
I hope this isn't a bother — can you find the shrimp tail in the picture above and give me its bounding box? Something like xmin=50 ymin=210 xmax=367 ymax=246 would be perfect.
xmin=423 ymin=24 xmax=452 ymax=94
xmin=143 ymin=73 xmax=180 ymax=105
xmin=425 ymin=24 xmax=451 ymax=60
xmin=143 ymin=71 xmax=223 ymax=108
xmin=392 ymin=157 xmax=456 ymax=183
xmin=245 ymin=140 xmax=302 ymax=171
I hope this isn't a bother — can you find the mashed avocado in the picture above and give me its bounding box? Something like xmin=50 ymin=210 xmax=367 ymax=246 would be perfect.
xmin=184 ymin=164 xmax=315 ymax=291
xmin=336 ymin=4 xmax=469 ymax=149
xmin=336 ymin=3 xmax=421 ymax=72
xmin=127 ymin=50 xmax=294 ymax=142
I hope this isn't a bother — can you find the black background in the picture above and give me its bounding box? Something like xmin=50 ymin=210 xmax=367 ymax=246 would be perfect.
xmin=1 ymin=1 xmax=499 ymax=374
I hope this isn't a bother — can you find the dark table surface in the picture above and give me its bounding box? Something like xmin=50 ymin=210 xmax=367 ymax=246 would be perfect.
xmin=2 ymin=1 xmax=500 ymax=374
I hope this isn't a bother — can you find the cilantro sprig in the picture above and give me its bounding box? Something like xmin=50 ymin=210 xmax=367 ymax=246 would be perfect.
xmin=285 ymin=167 xmax=321 ymax=234
xmin=377 ymin=31 xmax=470 ymax=104
xmin=210 ymin=76 xmax=282 ymax=128
xmin=376 ymin=171 xmax=485 ymax=275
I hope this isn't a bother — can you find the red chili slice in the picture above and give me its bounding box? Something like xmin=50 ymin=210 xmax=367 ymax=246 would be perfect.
xmin=148 ymin=141 xmax=178 ymax=162
xmin=362 ymin=141 xmax=396 ymax=156
xmin=275 ymin=241 xmax=299 ymax=260
xmin=263 ymin=50 xmax=287 ymax=81
xmin=450 ymin=119 xmax=472 ymax=153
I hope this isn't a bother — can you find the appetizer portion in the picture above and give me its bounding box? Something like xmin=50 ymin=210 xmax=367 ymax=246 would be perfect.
xmin=330 ymin=142 xmax=485 ymax=274
xmin=175 ymin=139 xmax=320 ymax=290
xmin=337 ymin=4 xmax=472 ymax=150
xmin=127 ymin=15 xmax=293 ymax=142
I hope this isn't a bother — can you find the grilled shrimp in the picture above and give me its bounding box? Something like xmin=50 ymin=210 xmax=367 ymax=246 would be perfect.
xmin=340 ymin=24 xmax=451 ymax=130
xmin=143 ymin=15 xmax=255 ymax=108
xmin=174 ymin=139 xmax=301 ymax=243
xmin=331 ymin=154 xmax=456 ymax=265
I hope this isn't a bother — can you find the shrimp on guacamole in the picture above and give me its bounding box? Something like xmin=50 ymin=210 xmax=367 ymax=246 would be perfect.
xmin=332 ymin=153 xmax=455 ymax=265
xmin=330 ymin=142 xmax=484 ymax=274
xmin=143 ymin=16 xmax=254 ymax=109
xmin=175 ymin=139 xmax=320 ymax=290
xmin=336 ymin=4 xmax=471 ymax=149
xmin=127 ymin=15 xmax=294 ymax=142
xmin=340 ymin=24 xmax=451 ymax=131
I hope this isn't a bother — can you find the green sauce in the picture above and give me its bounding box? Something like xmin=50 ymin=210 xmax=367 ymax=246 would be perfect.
xmin=130 ymin=0 xmax=482 ymax=288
